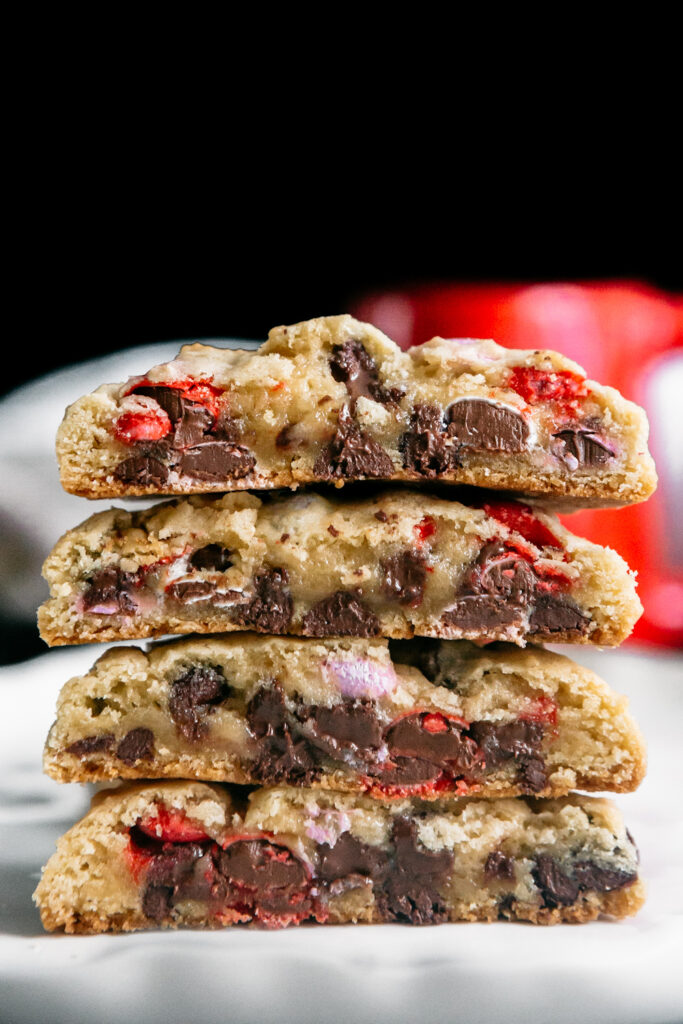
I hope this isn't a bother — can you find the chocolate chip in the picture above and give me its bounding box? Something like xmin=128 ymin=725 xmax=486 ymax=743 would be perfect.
xmin=447 ymin=399 xmax=529 ymax=453
xmin=116 ymin=727 xmax=154 ymax=766
xmin=381 ymin=550 xmax=428 ymax=607
xmin=374 ymin=510 xmax=388 ymax=522
xmin=400 ymin=404 xmax=453 ymax=477
xmin=375 ymin=818 xmax=452 ymax=925
xmin=210 ymin=413 xmax=243 ymax=443
xmin=133 ymin=385 xmax=184 ymax=423
xmin=441 ymin=596 xmax=526 ymax=632
xmin=113 ymin=455 xmax=170 ymax=487
xmin=82 ymin=567 xmax=139 ymax=614
xmin=327 ymin=524 xmax=340 ymax=537
xmin=178 ymin=441 xmax=256 ymax=481
xmin=572 ymin=862 xmax=637 ymax=893
xmin=233 ymin=568 xmax=293 ymax=634
xmin=65 ymin=733 xmax=115 ymax=757
xmin=302 ymin=701 xmax=383 ymax=754
xmin=166 ymin=581 xmax=215 ymax=603
xmin=246 ymin=682 xmax=320 ymax=786
xmin=468 ymin=720 xmax=547 ymax=793
xmin=275 ymin=424 xmax=298 ymax=449
xmin=313 ymin=407 xmax=394 ymax=480
xmin=370 ymin=757 xmax=443 ymax=787
xmin=529 ymin=593 xmax=591 ymax=636
xmin=142 ymin=884 xmax=174 ymax=921
xmin=484 ymin=850 xmax=516 ymax=881
xmin=220 ymin=839 xmax=308 ymax=890
xmin=318 ymin=833 xmax=390 ymax=884
xmin=302 ymin=590 xmax=381 ymax=638
xmin=518 ymin=755 xmax=548 ymax=792
xmin=386 ymin=714 xmax=479 ymax=775
xmin=552 ymin=428 xmax=615 ymax=467
xmin=173 ymin=403 xmax=213 ymax=448
xmin=532 ymin=855 xmax=581 ymax=908
xmin=441 ymin=543 xmax=537 ymax=634
xmin=329 ymin=338 xmax=403 ymax=406
xmin=189 ymin=544 xmax=233 ymax=572
xmin=168 ymin=664 xmax=230 ymax=742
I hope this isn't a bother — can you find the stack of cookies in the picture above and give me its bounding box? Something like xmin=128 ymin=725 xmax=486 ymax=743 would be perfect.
xmin=34 ymin=315 xmax=655 ymax=932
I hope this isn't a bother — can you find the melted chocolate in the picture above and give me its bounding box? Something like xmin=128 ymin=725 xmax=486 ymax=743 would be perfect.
xmin=234 ymin=568 xmax=293 ymax=634
xmin=447 ymin=399 xmax=529 ymax=453
xmin=116 ymin=727 xmax=155 ymax=765
xmin=313 ymin=407 xmax=394 ymax=480
xmin=302 ymin=590 xmax=381 ymax=638
xmin=400 ymin=404 xmax=453 ymax=477
xmin=65 ymin=733 xmax=115 ymax=757
xmin=553 ymin=428 xmax=615 ymax=467
xmin=168 ymin=665 xmax=230 ymax=742
xmin=329 ymin=339 xmax=402 ymax=406
xmin=82 ymin=567 xmax=139 ymax=615
xmin=381 ymin=550 xmax=428 ymax=607
xmin=113 ymin=455 xmax=170 ymax=487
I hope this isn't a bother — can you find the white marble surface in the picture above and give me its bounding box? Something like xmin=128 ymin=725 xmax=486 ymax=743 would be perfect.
xmin=1 ymin=644 xmax=682 ymax=1024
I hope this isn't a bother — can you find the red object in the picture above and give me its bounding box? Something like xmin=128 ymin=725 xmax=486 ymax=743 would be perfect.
xmin=481 ymin=500 xmax=562 ymax=550
xmin=356 ymin=282 xmax=683 ymax=647
xmin=414 ymin=515 xmax=436 ymax=543
xmin=137 ymin=806 xmax=209 ymax=843
xmin=114 ymin=409 xmax=171 ymax=443
xmin=519 ymin=695 xmax=559 ymax=727
xmin=127 ymin=377 xmax=224 ymax=420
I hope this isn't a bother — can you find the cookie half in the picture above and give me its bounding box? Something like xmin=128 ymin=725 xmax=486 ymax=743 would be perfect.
xmin=38 ymin=489 xmax=642 ymax=647
xmin=44 ymin=636 xmax=645 ymax=799
xmin=56 ymin=315 xmax=656 ymax=506
xmin=34 ymin=781 xmax=644 ymax=933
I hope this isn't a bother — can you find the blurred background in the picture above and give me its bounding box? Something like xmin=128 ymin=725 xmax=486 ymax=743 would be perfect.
xmin=2 ymin=201 xmax=681 ymax=662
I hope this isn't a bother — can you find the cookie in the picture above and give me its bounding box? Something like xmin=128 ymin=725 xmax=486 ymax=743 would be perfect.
xmin=56 ymin=314 xmax=656 ymax=506
xmin=34 ymin=780 xmax=644 ymax=933
xmin=44 ymin=635 xmax=645 ymax=799
xmin=37 ymin=489 xmax=642 ymax=648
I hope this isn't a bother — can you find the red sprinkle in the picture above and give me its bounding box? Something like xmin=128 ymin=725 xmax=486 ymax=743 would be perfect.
xmin=482 ymin=500 xmax=562 ymax=549
xmin=137 ymin=805 xmax=209 ymax=844
xmin=414 ymin=516 xmax=436 ymax=543
xmin=114 ymin=410 xmax=172 ymax=444
xmin=507 ymin=366 xmax=589 ymax=411
xmin=519 ymin=695 xmax=558 ymax=727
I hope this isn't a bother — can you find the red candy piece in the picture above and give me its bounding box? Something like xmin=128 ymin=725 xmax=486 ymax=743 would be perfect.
xmin=124 ymin=836 xmax=154 ymax=883
xmin=519 ymin=694 xmax=558 ymax=727
xmin=482 ymin=500 xmax=562 ymax=550
xmin=507 ymin=366 xmax=589 ymax=410
xmin=137 ymin=805 xmax=209 ymax=843
xmin=125 ymin=377 xmax=225 ymax=420
xmin=365 ymin=774 xmax=477 ymax=800
xmin=422 ymin=712 xmax=449 ymax=734
xmin=114 ymin=410 xmax=172 ymax=444
xmin=414 ymin=516 xmax=436 ymax=543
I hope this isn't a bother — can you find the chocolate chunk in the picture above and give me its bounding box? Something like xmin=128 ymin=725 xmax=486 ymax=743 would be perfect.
xmin=572 ymin=862 xmax=637 ymax=893
xmin=166 ymin=581 xmax=215 ymax=603
xmin=142 ymin=884 xmax=174 ymax=921
xmin=303 ymin=701 xmax=383 ymax=754
xmin=532 ymin=854 xmax=580 ymax=908
xmin=65 ymin=733 xmax=115 ymax=757
xmin=329 ymin=338 xmax=403 ymax=405
xmin=371 ymin=757 xmax=443 ymax=787
xmin=134 ymin=385 xmax=184 ymax=423
xmin=441 ymin=596 xmax=526 ymax=631
xmin=447 ymin=399 xmax=529 ymax=453
xmin=189 ymin=544 xmax=233 ymax=572
xmin=234 ymin=568 xmax=293 ymax=634
xmin=173 ymin=402 xmax=213 ymax=448
xmin=114 ymin=455 xmax=170 ymax=488
xmin=374 ymin=510 xmax=388 ymax=522
xmin=220 ymin=839 xmax=308 ymax=890
xmin=376 ymin=818 xmax=452 ymax=925
xmin=178 ymin=441 xmax=256 ymax=481
xmin=469 ymin=719 xmax=547 ymax=792
xmin=210 ymin=412 xmax=243 ymax=443
xmin=518 ymin=755 xmax=548 ymax=792
xmin=442 ymin=543 xmax=537 ymax=633
xmin=400 ymin=404 xmax=453 ymax=477
xmin=82 ymin=567 xmax=139 ymax=615
xmin=327 ymin=524 xmax=340 ymax=537
xmin=169 ymin=665 xmax=230 ymax=742
xmin=553 ymin=428 xmax=615 ymax=467
xmin=484 ymin=850 xmax=516 ymax=881
xmin=529 ymin=593 xmax=591 ymax=636
xmin=318 ymin=833 xmax=390 ymax=884
xmin=116 ymin=727 xmax=154 ymax=766
xmin=246 ymin=682 xmax=319 ymax=785
xmin=313 ymin=407 xmax=394 ymax=480
xmin=386 ymin=714 xmax=478 ymax=774
xmin=302 ymin=590 xmax=381 ymax=638
xmin=381 ymin=550 xmax=427 ymax=607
